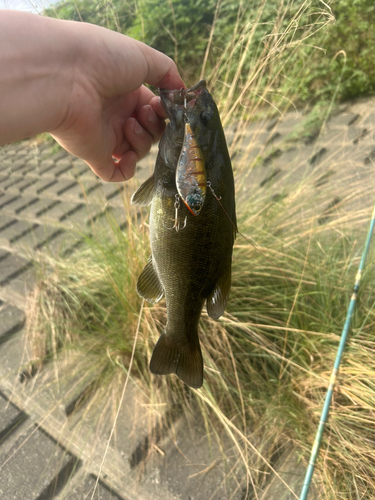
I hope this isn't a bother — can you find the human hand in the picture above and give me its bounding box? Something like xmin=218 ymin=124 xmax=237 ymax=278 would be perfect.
xmin=51 ymin=22 xmax=184 ymax=182
xmin=0 ymin=12 xmax=184 ymax=182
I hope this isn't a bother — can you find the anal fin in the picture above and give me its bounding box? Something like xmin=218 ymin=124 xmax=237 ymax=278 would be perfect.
xmin=131 ymin=174 xmax=154 ymax=206
xmin=136 ymin=256 xmax=164 ymax=303
xmin=206 ymin=260 xmax=232 ymax=320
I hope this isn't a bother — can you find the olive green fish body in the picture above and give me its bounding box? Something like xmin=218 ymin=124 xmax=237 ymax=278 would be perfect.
xmin=131 ymin=81 xmax=236 ymax=388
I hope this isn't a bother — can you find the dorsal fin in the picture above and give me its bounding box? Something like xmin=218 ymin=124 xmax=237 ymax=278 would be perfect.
xmin=131 ymin=174 xmax=155 ymax=206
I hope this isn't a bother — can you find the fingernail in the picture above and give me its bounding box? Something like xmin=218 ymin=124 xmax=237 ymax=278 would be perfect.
xmin=134 ymin=120 xmax=143 ymax=134
xmin=148 ymin=108 xmax=158 ymax=123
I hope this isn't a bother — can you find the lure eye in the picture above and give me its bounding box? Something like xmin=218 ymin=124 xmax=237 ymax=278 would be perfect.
xmin=194 ymin=204 xmax=202 ymax=212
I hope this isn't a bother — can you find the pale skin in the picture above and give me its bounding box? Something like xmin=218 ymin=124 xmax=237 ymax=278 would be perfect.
xmin=0 ymin=10 xmax=185 ymax=181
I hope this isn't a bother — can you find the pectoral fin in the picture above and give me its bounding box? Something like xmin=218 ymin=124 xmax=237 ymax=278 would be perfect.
xmin=136 ymin=256 xmax=164 ymax=303
xmin=206 ymin=260 xmax=232 ymax=320
xmin=131 ymin=174 xmax=154 ymax=206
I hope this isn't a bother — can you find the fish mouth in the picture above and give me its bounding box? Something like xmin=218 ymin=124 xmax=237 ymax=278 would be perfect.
xmin=159 ymin=80 xmax=206 ymax=112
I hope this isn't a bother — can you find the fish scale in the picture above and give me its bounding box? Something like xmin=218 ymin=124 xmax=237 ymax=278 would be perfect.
xmin=131 ymin=80 xmax=236 ymax=388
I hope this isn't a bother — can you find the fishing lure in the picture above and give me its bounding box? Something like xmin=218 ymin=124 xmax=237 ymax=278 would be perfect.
xmin=176 ymin=93 xmax=207 ymax=216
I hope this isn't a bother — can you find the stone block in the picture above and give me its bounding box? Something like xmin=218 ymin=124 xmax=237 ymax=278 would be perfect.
xmin=59 ymin=180 xmax=99 ymax=201
xmin=63 ymin=474 xmax=125 ymax=500
xmin=142 ymin=413 xmax=243 ymax=500
xmin=0 ymin=219 xmax=36 ymax=247
xmin=0 ymin=392 xmax=27 ymax=444
xmin=23 ymin=178 xmax=58 ymax=195
xmin=0 ymin=424 xmax=80 ymax=500
xmin=0 ymin=194 xmax=22 ymax=211
xmin=38 ymin=201 xmax=83 ymax=223
xmin=2 ymin=195 xmax=39 ymax=215
xmin=38 ymin=158 xmax=56 ymax=175
xmin=23 ymin=198 xmax=59 ymax=219
xmin=8 ymin=177 xmax=39 ymax=194
xmin=0 ymin=303 xmax=25 ymax=341
xmin=2 ymin=267 xmax=36 ymax=297
xmin=13 ymin=224 xmax=62 ymax=251
xmin=0 ymin=217 xmax=18 ymax=234
xmin=1 ymin=176 xmax=24 ymax=190
xmin=0 ymin=252 xmax=31 ymax=286
xmin=259 ymin=448 xmax=318 ymax=500
xmin=46 ymin=180 xmax=78 ymax=197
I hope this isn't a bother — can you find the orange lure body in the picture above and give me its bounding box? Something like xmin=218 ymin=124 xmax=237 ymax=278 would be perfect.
xmin=176 ymin=122 xmax=206 ymax=216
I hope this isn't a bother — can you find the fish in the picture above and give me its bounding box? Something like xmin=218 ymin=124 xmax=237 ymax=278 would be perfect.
xmin=131 ymin=80 xmax=236 ymax=389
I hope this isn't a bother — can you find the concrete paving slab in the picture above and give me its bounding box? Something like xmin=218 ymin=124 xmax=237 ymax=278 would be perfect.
xmin=259 ymin=448 xmax=318 ymax=500
xmin=0 ymin=252 xmax=32 ymax=286
xmin=1 ymin=175 xmax=24 ymax=190
xmin=0 ymin=193 xmax=20 ymax=209
xmin=38 ymin=200 xmax=82 ymax=222
xmin=0 ymin=303 xmax=25 ymax=341
xmin=13 ymin=224 xmax=63 ymax=251
xmin=2 ymin=267 xmax=37 ymax=299
xmin=0 ymin=215 xmax=18 ymax=232
xmin=0 ymin=392 xmax=28 ymax=447
xmin=0 ymin=219 xmax=36 ymax=247
xmin=46 ymin=179 xmax=79 ymax=197
xmin=59 ymin=472 xmax=126 ymax=500
xmin=2 ymin=195 xmax=39 ymax=214
xmin=142 ymin=413 xmax=243 ymax=500
xmin=38 ymin=158 xmax=56 ymax=175
xmin=22 ymin=198 xmax=59 ymax=219
xmin=0 ymin=423 xmax=80 ymax=500
xmin=61 ymin=180 xmax=101 ymax=201
xmin=23 ymin=178 xmax=58 ymax=195
xmin=7 ymin=177 xmax=39 ymax=194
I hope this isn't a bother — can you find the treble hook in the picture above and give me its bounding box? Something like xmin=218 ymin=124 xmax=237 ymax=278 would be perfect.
xmin=163 ymin=194 xmax=187 ymax=232
xmin=207 ymin=181 xmax=222 ymax=201
xmin=182 ymin=92 xmax=189 ymax=124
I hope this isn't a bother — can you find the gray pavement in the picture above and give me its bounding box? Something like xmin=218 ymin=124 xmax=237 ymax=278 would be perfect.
xmin=1 ymin=97 xmax=375 ymax=499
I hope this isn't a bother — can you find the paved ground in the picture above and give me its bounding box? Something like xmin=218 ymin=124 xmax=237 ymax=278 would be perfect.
xmin=1 ymin=97 xmax=375 ymax=499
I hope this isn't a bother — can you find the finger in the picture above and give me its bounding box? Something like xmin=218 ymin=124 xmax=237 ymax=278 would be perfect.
xmin=137 ymin=105 xmax=166 ymax=144
xmin=135 ymin=41 xmax=185 ymax=89
xmin=123 ymin=117 xmax=153 ymax=161
xmin=112 ymin=137 xmax=131 ymax=160
xmin=116 ymin=150 xmax=138 ymax=181
xmin=149 ymin=96 xmax=167 ymax=120
xmin=87 ymin=153 xmax=137 ymax=182
xmin=88 ymin=24 xmax=185 ymax=95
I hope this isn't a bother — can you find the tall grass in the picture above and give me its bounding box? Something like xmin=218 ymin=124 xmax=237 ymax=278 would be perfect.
xmin=24 ymin=0 xmax=375 ymax=498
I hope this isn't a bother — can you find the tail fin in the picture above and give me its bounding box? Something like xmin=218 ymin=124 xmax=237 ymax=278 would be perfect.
xmin=149 ymin=333 xmax=203 ymax=389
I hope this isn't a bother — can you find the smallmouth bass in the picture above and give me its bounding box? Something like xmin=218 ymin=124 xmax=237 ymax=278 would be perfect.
xmin=131 ymin=80 xmax=236 ymax=388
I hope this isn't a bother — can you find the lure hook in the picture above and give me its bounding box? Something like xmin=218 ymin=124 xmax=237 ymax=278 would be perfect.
xmin=182 ymin=91 xmax=189 ymax=124
xmin=163 ymin=194 xmax=187 ymax=232
xmin=207 ymin=181 xmax=222 ymax=201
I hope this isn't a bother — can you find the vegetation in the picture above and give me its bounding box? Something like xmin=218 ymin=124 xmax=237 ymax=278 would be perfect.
xmin=23 ymin=0 xmax=375 ymax=498
xmin=45 ymin=0 xmax=375 ymax=106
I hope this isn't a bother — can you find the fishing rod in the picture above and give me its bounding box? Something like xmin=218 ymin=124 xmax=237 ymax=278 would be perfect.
xmin=299 ymin=204 xmax=375 ymax=500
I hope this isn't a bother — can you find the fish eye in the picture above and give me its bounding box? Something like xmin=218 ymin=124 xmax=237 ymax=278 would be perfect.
xmin=194 ymin=204 xmax=202 ymax=212
xmin=200 ymin=109 xmax=213 ymax=125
